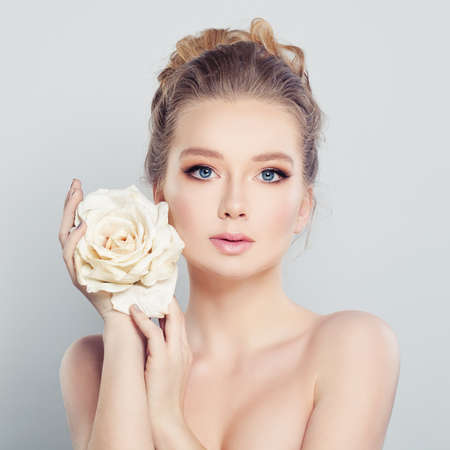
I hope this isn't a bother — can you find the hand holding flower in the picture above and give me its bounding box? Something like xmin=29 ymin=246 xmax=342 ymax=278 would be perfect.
xmin=59 ymin=178 xmax=115 ymax=319
xmin=70 ymin=182 xmax=184 ymax=320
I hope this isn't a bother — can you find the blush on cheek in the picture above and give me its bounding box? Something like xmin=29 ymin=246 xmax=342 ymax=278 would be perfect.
xmin=169 ymin=193 xmax=206 ymax=238
xmin=270 ymin=197 xmax=300 ymax=234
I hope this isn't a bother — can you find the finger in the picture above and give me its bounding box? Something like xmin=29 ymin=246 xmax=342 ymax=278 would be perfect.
xmin=130 ymin=305 xmax=165 ymax=355
xmin=63 ymin=178 xmax=80 ymax=216
xmin=62 ymin=219 xmax=87 ymax=283
xmin=63 ymin=178 xmax=76 ymax=208
xmin=168 ymin=298 xmax=191 ymax=355
xmin=165 ymin=295 xmax=184 ymax=348
xmin=58 ymin=178 xmax=83 ymax=249
xmin=62 ymin=178 xmax=74 ymax=208
xmin=59 ymin=179 xmax=81 ymax=248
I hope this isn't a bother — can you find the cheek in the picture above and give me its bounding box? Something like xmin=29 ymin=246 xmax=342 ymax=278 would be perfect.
xmin=168 ymin=192 xmax=216 ymax=266
xmin=259 ymin=192 xmax=300 ymax=235
xmin=168 ymin=191 xmax=207 ymax=237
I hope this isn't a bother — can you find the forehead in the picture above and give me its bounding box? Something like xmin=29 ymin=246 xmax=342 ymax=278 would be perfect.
xmin=171 ymin=98 xmax=302 ymax=163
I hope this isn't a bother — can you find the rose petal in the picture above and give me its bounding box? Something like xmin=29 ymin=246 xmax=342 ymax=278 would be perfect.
xmin=110 ymin=265 xmax=179 ymax=318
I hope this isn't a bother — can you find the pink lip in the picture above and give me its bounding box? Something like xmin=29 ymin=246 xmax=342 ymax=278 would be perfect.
xmin=210 ymin=232 xmax=254 ymax=242
xmin=209 ymin=238 xmax=254 ymax=255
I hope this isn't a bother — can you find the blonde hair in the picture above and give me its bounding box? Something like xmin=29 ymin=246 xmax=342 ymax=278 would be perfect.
xmin=144 ymin=17 xmax=325 ymax=252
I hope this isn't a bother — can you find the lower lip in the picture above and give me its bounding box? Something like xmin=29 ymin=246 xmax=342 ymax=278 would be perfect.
xmin=209 ymin=238 xmax=253 ymax=255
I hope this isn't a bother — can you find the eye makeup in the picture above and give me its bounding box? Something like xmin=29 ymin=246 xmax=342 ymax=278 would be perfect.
xmin=182 ymin=164 xmax=291 ymax=184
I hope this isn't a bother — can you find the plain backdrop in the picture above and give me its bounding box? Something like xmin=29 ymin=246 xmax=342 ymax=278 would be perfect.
xmin=1 ymin=1 xmax=449 ymax=449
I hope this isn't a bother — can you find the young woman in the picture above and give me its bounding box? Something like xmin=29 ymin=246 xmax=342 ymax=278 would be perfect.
xmin=59 ymin=17 xmax=400 ymax=450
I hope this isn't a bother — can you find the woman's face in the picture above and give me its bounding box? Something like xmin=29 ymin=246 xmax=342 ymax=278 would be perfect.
xmin=154 ymin=97 xmax=313 ymax=278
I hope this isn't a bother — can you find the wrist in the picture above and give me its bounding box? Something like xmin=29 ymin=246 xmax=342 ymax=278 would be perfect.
xmin=103 ymin=309 xmax=132 ymax=322
xmin=103 ymin=310 xmax=146 ymax=344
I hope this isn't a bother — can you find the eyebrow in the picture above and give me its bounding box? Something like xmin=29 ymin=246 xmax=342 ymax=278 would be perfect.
xmin=179 ymin=147 xmax=294 ymax=165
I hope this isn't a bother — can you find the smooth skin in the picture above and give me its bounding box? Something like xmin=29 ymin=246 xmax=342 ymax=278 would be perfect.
xmin=59 ymin=97 xmax=400 ymax=450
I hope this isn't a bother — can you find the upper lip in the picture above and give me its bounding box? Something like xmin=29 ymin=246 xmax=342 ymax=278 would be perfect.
xmin=210 ymin=232 xmax=255 ymax=242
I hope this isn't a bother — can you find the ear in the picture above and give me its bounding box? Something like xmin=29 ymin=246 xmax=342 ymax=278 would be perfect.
xmin=152 ymin=183 xmax=165 ymax=204
xmin=152 ymin=183 xmax=175 ymax=227
xmin=294 ymin=187 xmax=314 ymax=234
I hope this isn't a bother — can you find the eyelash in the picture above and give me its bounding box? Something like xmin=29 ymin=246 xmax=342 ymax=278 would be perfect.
xmin=183 ymin=164 xmax=290 ymax=184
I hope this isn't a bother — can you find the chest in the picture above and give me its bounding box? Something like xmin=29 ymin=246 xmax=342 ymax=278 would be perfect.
xmin=182 ymin=339 xmax=316 ymax=450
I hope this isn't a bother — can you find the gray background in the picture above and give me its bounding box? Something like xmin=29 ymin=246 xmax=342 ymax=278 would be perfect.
xmin=1 ymin=1 xmax=449 ymax=449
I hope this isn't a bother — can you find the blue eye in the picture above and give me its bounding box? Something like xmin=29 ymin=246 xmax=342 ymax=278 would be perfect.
xmin=183 ymin=165 xmax=289 ymax=183
xmin=186 ymin=165 xmax=215 ymax=180
xmin=259 ymin=169 xmax=285 ymax=183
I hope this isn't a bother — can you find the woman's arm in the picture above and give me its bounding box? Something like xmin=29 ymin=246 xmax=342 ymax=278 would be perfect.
xmin=59 ymin=180 xmax=154 ymax=449
xmin=87 ymin=313 xmax=155 ymax=450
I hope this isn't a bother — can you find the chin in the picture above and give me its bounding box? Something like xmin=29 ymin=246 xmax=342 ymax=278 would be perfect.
xmin=192 ymin=252 xmax=276 ymax=281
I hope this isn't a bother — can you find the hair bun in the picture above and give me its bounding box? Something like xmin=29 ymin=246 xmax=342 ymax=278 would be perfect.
xmin=247 ymin=18 xmax=306 ymax=78
xmin=158 ymin=17 xmax=307 ymax=87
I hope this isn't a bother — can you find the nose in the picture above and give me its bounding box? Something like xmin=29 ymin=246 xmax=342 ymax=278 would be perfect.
xmin=218 ymin=180 xmax=248 ymax=220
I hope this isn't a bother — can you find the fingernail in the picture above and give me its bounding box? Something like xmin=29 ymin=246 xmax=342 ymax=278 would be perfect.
xmin=131 ymin=304 xmax=142 ymax=313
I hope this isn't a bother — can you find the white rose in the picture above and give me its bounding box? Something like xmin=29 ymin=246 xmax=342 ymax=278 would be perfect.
xmin=73 ymin=184 xmax=185 ymax=318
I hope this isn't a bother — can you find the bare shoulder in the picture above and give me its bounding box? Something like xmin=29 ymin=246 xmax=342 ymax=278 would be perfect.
xmin=296 ymin=312 xmax=400 ymax=448
xmin=59 ymin=334 xmax=104 ymax=450
xmin=313 ymin=309 xmax=399 ymax=341
xmin=68 ymin=333 xmax=103 ymax=357
xmin=62 ymin=333 xmax=104 ymax=361
xmin=310 ymin=310 xmax=400 ymax=399
xmin=60 ymin=333 xmax=104 ymax=379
